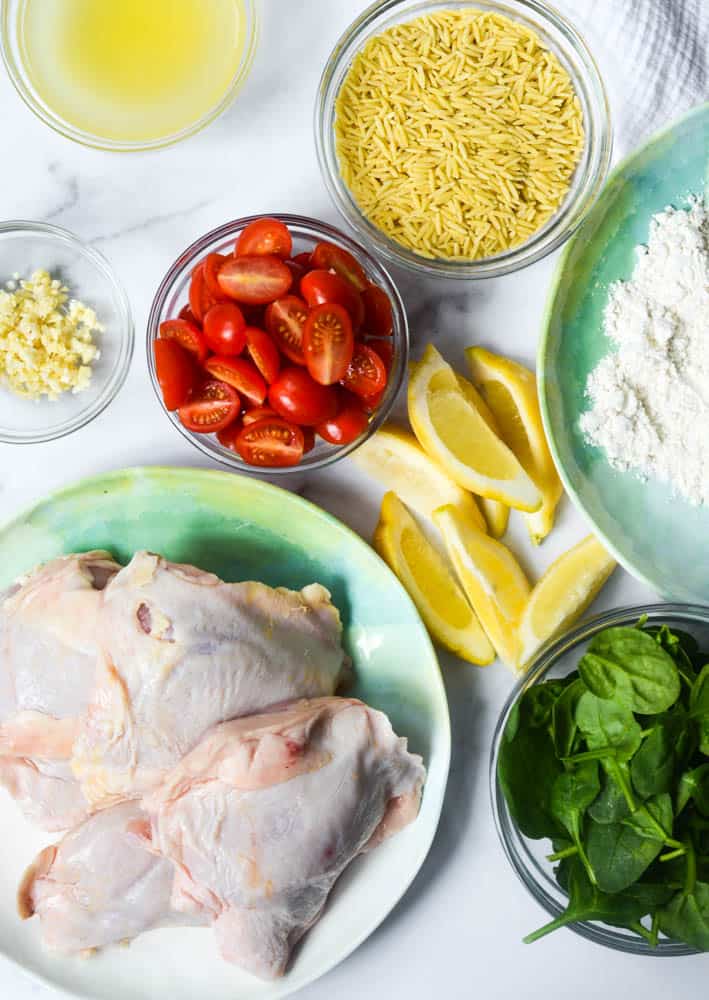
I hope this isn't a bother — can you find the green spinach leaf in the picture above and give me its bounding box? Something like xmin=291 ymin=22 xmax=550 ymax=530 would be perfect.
xmin=550 ymin=761 xmax=600 ymax=882
xmin=589 ymin=770 xmax=631 ymax=824
xmin=575 ymin=691 xmax=642 ymax=761
xmin=690 ymin=665 xmax=709 ymax=755
xmin=586 ymin=813 xmax=665 ymax=892
xmin=658 ymin=882 xmax=709 ymax=950
xmin=631 ymin=714 xmax=684 ymax=798
xmin=579 ymin=626 xmax=680 ymax=714
xmin=678 ymin=764 xmax=709 ymax=817
xmin=552 ymin=678 xmax=584 ymax=758
xmin=621 ymin=793 xmax=674 ymax=843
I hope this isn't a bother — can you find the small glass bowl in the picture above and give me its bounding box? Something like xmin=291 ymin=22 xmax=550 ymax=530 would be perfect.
xmin=0 ymin=0 xmax=258 ymax=152
xmin=315 ymin=0 xmax=612 ymax=279
xmin=0 ymin=222 xmax=134 ymax=444
xmin=489 ymin=603 xmax=708 ymax=956
xmin=146 ymin=214 xmax=409 ymax=474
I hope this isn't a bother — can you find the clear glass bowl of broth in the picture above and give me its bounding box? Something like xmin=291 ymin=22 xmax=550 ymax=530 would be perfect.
xmin=1 ymin=0 xmax=258 ymax=151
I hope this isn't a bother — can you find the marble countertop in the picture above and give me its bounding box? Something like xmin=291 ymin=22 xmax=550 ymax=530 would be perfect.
xmin=0 ymin=2 xmax=706 ymax=998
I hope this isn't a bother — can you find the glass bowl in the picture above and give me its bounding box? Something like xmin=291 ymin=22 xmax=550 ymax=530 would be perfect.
xmin=0 ymin=0 xmax=258 ymax=152
xmin=146 ymin=214 xmax=409 ymax=474
xmin=0 ymin=221 xmax=134 ymax=444
xmin=489 ymin=603 xmax=709 ymax=956
xmin=315 ymin=0 xmax=612 ymax=279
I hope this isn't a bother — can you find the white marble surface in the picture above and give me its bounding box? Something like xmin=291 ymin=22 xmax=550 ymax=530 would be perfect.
xmin=0 ymin=2 xmax=706 ymax=998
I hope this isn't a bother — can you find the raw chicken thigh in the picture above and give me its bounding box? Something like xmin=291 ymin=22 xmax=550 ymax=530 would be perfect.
xmin=18 ymin=800 xmax=200 ymax=951
xmin=145 ymin=697 xmax=425 ymax=979
xmin=73 ymin=553 xmax=348 ymax=809
xmin=0 ymin=551 xmax=120 ymax=829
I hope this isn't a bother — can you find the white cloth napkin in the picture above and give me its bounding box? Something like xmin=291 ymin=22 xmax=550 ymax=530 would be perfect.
xmin=559 ymin=0 xmax=709 ymax=155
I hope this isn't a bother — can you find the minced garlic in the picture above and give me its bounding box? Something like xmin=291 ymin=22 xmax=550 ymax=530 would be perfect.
xmin=0 ymin=269 xmax=102 ymax=400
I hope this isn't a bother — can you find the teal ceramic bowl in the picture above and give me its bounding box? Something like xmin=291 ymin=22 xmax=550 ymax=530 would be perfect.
xmin=539 ymin=102 xmax=709 ymax=602
xmin=0 ymin=468 xmax=450 ymax=1000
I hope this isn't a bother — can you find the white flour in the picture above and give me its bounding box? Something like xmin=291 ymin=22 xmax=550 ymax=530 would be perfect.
xmin=580 ymin=198 xmax=709 ymax=505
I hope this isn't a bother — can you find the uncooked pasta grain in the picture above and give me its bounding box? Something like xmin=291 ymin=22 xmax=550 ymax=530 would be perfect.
xmin=334 ymin=9 xmax=585 ymax=260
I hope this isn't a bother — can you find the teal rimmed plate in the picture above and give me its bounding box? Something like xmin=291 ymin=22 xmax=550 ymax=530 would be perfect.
xmin=0 ymin=467 xmax=449 ymax=1000
xmin=539 ymin=102 xmax=709 ymax=601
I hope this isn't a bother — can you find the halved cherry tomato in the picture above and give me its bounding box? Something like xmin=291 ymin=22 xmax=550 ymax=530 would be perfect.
xmin=236 ymin=218 xmax=293 ymax=259
xmin=264 ymin=295 xmax=308 ymax=365
xmin=218 ymin=256 xmax=292 ymax=305
xmin=178 ymin=304 xmax=199 ymax=325
xmin=292 ymin=251 xmax=312 ymax=269
xmin=300 ymin=270 xmax=364 ymax=329
xmin=235 ymin=417 xmax=304 ymax=467
xmin=310 ymin=241 xmax=368 ymax=292
xmin=362 ymin=284 xmax=393 ymax=337
xmin=342 ymin=343 xmax=387 ymax=400
xmin=268 ymin=367 xmax=339 ymax=426
xmin=317 ymin=396 xmax=369 ymax=445
xmin=159 ymin=318 xmax=208 ymax=364
xmin=203 ymin=253 xmax=231 ymax=299
xmin=217 ymin=421 xmax=242 ymax=451
xmin=204 ymin=356 xmax=267 ymax=406
xmin=242 ymin=405 xmax=278 ymax=426
xmin=302 ymin=427 xmax=315 ymax=454
xmin=362 ymin=389 xmax=385 ymax=413
xmin=368 ymin=338 xmax=394 ymax=372
xmin=189 ymin=263 xmax=222 ymax=323
xmin=178 ymin=380 xmax=240 ymax=434
xmin=245 ymin=327 xmax=280 ymax=384
xmin=303 ymin=303 xmax=354 ymax=385
xmin=154 ymin=339 xmax=197 ymax=411
xmin=203 ymin=303 xmax=247 ymax=356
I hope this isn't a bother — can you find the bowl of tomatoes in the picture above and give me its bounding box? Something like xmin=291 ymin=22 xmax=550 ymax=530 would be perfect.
xmin=147 ymin=214 xmax=408 ymax=471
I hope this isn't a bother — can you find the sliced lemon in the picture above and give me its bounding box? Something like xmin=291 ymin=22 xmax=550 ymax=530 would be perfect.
xmin=516 ymin=534 xmax=617 ymax=672
xmin=434 ymin=504 xmax=531 ymax=668
xmin=408 ymin=345 xmax=542 ymax=512
xmin=466 ymin=347 xmax=563 ymax=543
xmin=479 ymin=497 xmax=510 ymax=538
xmin=352 ymin=423 xmax=486 ymax=532
xmin=373 ymin=492 xmax=494 ymax=665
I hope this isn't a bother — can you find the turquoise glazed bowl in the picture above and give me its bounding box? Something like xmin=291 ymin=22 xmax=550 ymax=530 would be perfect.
xmin=0 ymin=467 xmax=449 ymax=1000
xmin=539 ymin=102 xmax=709 ymax=601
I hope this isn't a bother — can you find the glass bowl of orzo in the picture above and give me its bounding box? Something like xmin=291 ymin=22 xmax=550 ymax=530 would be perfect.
xmin=315 ymin=0 xmax=611 ymax=279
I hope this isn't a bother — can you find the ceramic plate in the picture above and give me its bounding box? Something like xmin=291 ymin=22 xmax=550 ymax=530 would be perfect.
xmin=539 ymin=102 xmax=709 ymax=600
xmin=0 ymin=467 xmax=450 ymax=1000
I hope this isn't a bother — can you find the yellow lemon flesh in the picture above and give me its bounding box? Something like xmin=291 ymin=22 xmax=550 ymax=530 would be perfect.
xmin=516 ymin=534 xmax=617 ymax=672
xmin=374 ymin=492 xmax=494 ymax=666
xmin=408 ymin=345 xmax=541 ymax=512
xmin=466 ymin=347 xmax=563 ymax=543
xmin=434 ymin=504 xmax=531 ymax=668
xmin=479 ymin=496 xmax=510 ymax=538
xmin=352 ymin=423 xmax=486 ymax=532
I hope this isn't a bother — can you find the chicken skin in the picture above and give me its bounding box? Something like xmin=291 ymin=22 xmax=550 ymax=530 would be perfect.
xmin=72 ymin=553 xmax=348 ymax=809
xmin=145 ymin=697 xmax=425 ymax=979
xmin=0 ymin=551 xmax=120 ymax=829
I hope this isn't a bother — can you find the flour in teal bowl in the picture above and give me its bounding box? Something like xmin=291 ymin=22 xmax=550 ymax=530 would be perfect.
xmin=580 ymin=197 xmax=709 ymax=505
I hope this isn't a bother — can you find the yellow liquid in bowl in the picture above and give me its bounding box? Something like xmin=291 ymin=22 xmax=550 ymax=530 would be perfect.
xmin=19 ymin=0 xmax=248 ymax=144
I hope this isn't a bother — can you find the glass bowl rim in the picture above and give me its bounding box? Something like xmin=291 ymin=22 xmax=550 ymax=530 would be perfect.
xmin=0 ymin=0 xmax=259 ymax=152
xmin=145 ymin=212 xmax=409 ymax=475
xmin=314 ymin=0 xmax=613 ymax=279
xmin=0 ymin=219 xmax=135 ymax=444
xmin=489 ymin=601 xmax=709 ymax=956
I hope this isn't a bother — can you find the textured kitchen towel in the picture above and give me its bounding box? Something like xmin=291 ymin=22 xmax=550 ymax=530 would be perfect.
xmin=560 ymin=0 xmax=708 ymax=154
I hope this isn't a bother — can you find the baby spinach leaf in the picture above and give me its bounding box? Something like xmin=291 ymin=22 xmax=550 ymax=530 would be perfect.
xmin=621 ymin=793 xmax=674 ymax=843
xmin=576 ymin=691 xmax=642 ymax=761
xmin=580 ymin=627 xmax=680 ymax=714
xmin=631 ymin=715 xmax=683 ymax=798
xmin=499 ymin=687 xmax=564 ymax=840
xmin=551 ymin=761 xmax=600 ymax=883
xmin=524 ymin=859 xmax=649 ymax=944
xmin=552 ymin=678 xmax=585 ymax=758
xmin=658 ymin=882 xmax=709 ymax=950
xmin=678 ymin=764 xmax=709 ymax=817
xmin=589 ymin=770 xmax=631 ymax=824
xmin=647 ymin=625 xmax=699 ymax=683
xmin=586 ymin=814 xmax=665 ymax=892
xmin=618 ymin=879 xmax=675 ymax=911
xmin=690 ymin=665 xmax=709 ymax=755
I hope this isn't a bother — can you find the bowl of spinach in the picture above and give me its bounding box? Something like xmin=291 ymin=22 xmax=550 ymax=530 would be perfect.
xmin=491 ymin=604 xmax=709 ymax=954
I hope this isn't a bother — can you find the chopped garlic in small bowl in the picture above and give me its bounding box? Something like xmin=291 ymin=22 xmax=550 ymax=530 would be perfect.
xmin=0 ymin=222 xmax=133 ymax=444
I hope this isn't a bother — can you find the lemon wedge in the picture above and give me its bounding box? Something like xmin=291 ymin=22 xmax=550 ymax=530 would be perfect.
xmin=466 ymin=347 xmax=563 ymax=543
xmin=374 ymin=492 xmax=494 ymax=665
xmin=408 ymin=346 xmax=542 ymax=512
xmin=351 ymin=423 xmax=486 ymax=532
xmin=516 ymin=534 xmax=617 ymax=672
xmin=434 ymin=504 xmax=531 ymax=668
xmin=479 ymin=497 xmax=510 ymax=538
